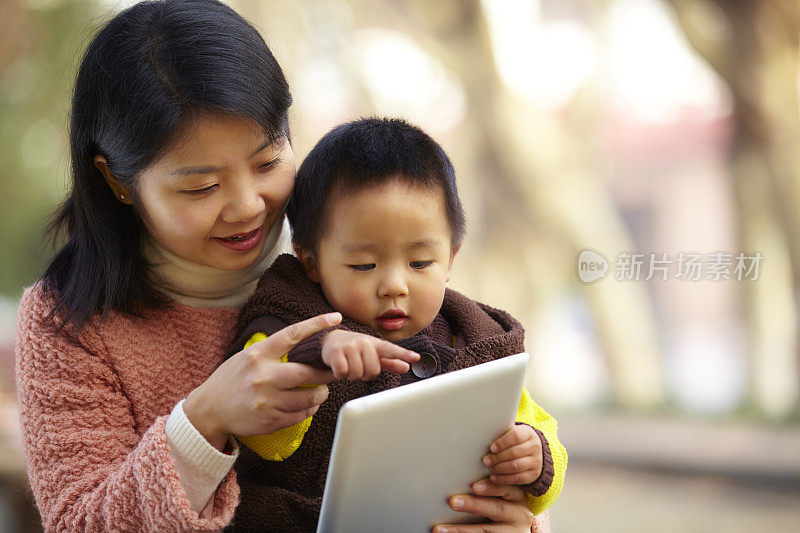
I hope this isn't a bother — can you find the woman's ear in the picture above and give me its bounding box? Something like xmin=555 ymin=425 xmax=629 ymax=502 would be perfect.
xmin=94 ymin=155 xmax=133 ymax=205
xmin=293 ymin=245 xmax=321 ymax=283
xmin=445 ymin=245 xmax=460 ymax=283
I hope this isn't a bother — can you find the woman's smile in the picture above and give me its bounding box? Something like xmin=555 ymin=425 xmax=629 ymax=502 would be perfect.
xmin=214 ymin=224 xmax=264 ymax=251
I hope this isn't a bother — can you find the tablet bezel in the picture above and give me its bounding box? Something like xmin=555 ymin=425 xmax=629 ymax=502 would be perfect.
xmin=317 ymin=352 xmax=531 ymax=533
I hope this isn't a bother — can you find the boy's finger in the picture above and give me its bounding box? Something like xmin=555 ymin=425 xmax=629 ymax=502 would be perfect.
xmin=483 ymin=438 xmax=539 ymax=466
xmin=380 ymin=358 xmax=410 ymax=374
xmin=329 ymin=352 xmax=348 ymax=380
xmin=263 ymin=312 xmax=342 ymax=356
xmin=489 ymin=456 xmax=540 ymax=475
xmin=374 ymin=340 xmax=419 ymax=362
xmin=489 ymin=425 xmax=532 ymax=453
xmin=489 ymin=470 xmax=540 ymax=485
xmin=345 ymin=346 xmax=364 ymax=380
xmin=362 ymin=344 xmax=381 ymax=379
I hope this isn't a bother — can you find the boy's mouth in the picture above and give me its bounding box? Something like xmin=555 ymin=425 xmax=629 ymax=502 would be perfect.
xmin=377 ymin=309 xmax=408 ymax=331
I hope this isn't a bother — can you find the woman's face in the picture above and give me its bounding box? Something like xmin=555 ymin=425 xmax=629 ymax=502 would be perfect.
xmin=134 ymin=114 xmax=296 ymax=271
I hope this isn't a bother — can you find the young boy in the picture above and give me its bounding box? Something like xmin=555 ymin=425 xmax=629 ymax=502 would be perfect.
xmin=224 ymin=118 xmax=566 ymax=531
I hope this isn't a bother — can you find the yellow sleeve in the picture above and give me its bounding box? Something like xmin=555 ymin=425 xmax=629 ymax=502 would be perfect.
xmin=515 ymin=387 xmax=568 ymax=515
xmin=232 ymin=332 xmax=313 ymax=461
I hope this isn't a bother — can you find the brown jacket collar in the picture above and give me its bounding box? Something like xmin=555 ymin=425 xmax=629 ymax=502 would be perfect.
xmin=231 ymin=254 xmax=525 ymax=370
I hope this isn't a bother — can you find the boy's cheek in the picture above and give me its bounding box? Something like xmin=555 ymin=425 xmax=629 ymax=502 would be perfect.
xmin=328 ymin=286 xmax=372 ymax=322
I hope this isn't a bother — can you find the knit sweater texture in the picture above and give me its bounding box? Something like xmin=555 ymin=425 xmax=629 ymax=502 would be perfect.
xmin=14 ymin=251 xmax=554 ymax=532
xmin=222 ymin=254 xmax=564 ymax=532
xmin=15 ymin=283 xmax=242 ymax=532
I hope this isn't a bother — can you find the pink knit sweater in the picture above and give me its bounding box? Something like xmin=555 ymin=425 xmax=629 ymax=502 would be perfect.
xmin=14 ymin=284 xmax=241 ymax=532
xmin=14 ymin=283 xmax=552 ymax=532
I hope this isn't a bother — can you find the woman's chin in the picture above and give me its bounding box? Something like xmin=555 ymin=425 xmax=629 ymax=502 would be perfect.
xmin=208 ymin=240 xmax=266 ymax=271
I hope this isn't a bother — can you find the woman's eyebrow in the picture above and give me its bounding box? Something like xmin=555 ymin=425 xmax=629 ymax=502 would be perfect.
xmin=170 ymin=165 xmax=218 ymax=177
xmin=250 ymin=138 xmax=276 ymax=157
xmin=170 ymin=138 xmax=279 ymax=178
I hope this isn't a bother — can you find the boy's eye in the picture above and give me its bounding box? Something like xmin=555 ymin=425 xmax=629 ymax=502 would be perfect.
xmin=410 ymin=261 xmax=433 ymax=269
xmin=349 ymin=264 xmax=375 ymax=272
xmin=183 ymin=184 xmax=217 ymax=196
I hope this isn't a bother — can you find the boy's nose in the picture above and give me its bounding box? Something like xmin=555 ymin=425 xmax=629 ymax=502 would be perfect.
xmin=379 ymin=270 xmax=408 ymax=298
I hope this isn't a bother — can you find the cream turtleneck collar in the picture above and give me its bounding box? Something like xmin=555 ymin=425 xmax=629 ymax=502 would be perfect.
xmin=141 ymin=217 xmax=293 ymax=309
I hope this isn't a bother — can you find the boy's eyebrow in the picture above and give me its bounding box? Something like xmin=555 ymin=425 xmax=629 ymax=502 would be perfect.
xmin=340 ymin=242 xmax=375 ymax=253
xmin=339 ymin=239 xmax=441 ymax=253
xmin=169 ymin=138 xmax=279 ymax=178
xmin=408 ymin=239 xmax=440 ymax=249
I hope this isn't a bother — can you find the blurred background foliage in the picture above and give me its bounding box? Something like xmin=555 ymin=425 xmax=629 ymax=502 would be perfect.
xmin=1 ymin=0 xmax=799 ymax=531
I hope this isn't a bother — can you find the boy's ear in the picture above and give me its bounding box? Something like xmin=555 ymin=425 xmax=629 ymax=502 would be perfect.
xmin=293 ymin=245 xmax=321 ymax=283
xmin=445 ymin=245 xmax=460 ymax=283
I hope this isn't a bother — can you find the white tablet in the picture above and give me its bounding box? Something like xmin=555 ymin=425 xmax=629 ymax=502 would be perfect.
xmin=317 ymin=352 xmax=531 ymax=533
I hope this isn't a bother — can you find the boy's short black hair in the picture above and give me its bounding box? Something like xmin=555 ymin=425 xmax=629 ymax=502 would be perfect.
xmin=287 ymin=117 xmax=466 ymax=252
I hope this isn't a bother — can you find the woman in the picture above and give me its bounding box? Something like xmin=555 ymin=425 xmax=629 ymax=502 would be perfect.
xmin=14 ymin=0 xmax=548 ymax=531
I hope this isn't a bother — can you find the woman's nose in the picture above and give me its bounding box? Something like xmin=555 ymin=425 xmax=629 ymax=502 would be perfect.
xmin=379 ymin=268 xmax=408 ymax=299
xmin=220 ymin=177 xmax=265 ymax=223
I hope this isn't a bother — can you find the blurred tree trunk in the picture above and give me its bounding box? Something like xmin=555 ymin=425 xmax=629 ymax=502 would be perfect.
xmin=234 ymin=0 xmax=666 ymax=408
xmin=370 ymin=0 xmax=665 ymax=408
xmin=669 ymin=0 xmax=800 ymax=418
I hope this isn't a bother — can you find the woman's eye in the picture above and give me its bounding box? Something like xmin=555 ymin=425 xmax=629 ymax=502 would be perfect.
xmin=258 ymin=158 xmax=281 ymax=171
xmin=349 ymin=264 xmax=375 ymax=272
xmin=410 ymin=261 xmax=433 ymax=269
xmin=183 ymin=184 xmax=217 ymax=196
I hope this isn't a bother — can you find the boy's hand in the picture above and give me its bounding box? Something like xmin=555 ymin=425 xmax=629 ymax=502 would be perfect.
xmin=482 ymin=424 xmax=543 ymax=485
xmin=321 ymin=330 xmax=419 ymax=380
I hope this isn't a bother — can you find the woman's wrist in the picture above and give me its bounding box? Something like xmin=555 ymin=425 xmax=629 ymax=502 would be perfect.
xmin=183 ymin=389 xmax=229 ymax=451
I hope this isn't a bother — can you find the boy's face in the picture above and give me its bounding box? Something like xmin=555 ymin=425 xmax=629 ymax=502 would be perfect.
xmin=297 ymin=179 xmax=458 ymax=341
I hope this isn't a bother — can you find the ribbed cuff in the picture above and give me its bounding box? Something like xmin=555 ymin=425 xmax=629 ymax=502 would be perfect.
xmin=515 ymin=422 xmax=555 ymax=497
xmin=165 ymin=399 xmax=239 ymax=479
xmin=287 ymin=327 xmax=337 ymax=367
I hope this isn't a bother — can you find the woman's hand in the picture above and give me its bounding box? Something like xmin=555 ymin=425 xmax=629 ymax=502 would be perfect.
xmin=432 ymin=478 xmax=534 ymax=533
xmin=321 ymin=329 xmax=420 ymax=380
xmin=183 ymin=312 xmax=341 ymax=450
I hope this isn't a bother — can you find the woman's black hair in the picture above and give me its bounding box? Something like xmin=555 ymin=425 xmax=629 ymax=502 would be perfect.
xmin=287 ymin=117 xmax=466 ymax=253
xmin=42 ymin=0 xmax=292 ymax=333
